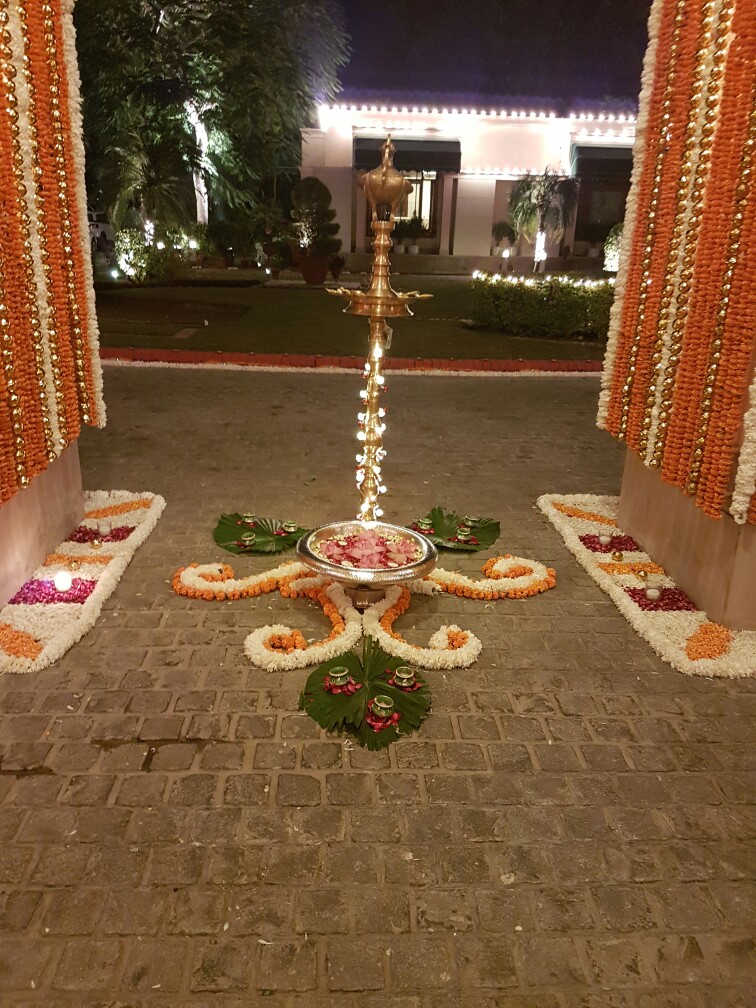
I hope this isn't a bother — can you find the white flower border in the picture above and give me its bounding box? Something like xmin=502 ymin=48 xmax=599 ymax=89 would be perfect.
xmin=429 ymin=555 xmax=554 ymax=595
xmin=362 ymin=586 xmax=482 ymax=669
xmin=243 ymin=581 xmax=363 ymax=671
xmin=537 ymin=493 xmax=755 ymax=679
xmin=0 ymin=490 xmax=165 ymax=674
xmin=176 ymin=559 xmax=310 ymax=597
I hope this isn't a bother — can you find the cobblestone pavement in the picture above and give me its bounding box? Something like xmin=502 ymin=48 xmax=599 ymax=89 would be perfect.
xmin=0 ymin=367 xmax=753 ymax=1007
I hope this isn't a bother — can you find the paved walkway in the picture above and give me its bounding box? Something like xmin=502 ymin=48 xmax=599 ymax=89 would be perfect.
xmin=0 ymin=367 xmax=752 ymax=1006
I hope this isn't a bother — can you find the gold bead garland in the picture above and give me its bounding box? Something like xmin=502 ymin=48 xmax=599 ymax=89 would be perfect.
xmin=650 ymin=0 xmax=735 ymax=470
xmin=0 ymin=0 xmax=55 ymax=482
xmin=639 ymin=0 xmax=722 ymax=461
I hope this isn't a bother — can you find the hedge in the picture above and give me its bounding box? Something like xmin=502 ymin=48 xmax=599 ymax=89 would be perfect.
xmin=471 ymin=272 xmax=615 ymax=340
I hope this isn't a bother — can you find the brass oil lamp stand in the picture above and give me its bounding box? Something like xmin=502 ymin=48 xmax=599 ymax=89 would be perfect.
xmin=296 ymin=137 xmax=436 ymax=607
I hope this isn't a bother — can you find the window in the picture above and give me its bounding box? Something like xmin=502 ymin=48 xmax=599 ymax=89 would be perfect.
xmin=395 ymin=171 xmax=438 ymax=235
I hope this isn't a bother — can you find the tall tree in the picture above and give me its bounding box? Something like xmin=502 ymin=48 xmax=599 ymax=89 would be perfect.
xmin=509 ymin=170 xmax=580 ymax=271
xmin=74 ymin=0 xmax=348 ymax=228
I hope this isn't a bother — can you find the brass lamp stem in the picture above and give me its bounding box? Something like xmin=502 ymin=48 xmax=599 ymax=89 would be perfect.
xmin=326 ymin=136 xmax=432 ymax=523
xmin=357 ymin=315 xmax=388 ymax=521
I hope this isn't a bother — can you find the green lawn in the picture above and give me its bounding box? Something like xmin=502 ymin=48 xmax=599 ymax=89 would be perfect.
xmin=95 ymin=273 xmax=606 ymax=361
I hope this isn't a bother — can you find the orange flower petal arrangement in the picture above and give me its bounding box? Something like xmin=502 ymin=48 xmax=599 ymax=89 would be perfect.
xmin=539 ymin=493 xmax=755 ymax=678
xmin=171 ymin=546 xmax=558 ymax=672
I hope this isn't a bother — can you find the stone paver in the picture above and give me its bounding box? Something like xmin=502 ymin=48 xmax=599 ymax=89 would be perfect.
xmin=0 ymin=368 xmax=753 ymax=1006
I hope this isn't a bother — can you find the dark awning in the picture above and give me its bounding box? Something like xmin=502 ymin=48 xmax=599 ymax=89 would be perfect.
xmin=571 ymin=145 xmax=633 ymax=177
xmin=353 ymin=137 xmax=461 ymax=173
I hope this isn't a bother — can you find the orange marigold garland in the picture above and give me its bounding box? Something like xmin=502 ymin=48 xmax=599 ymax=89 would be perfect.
xmin=599 ymin=0 xmax=755 ymax=524
xmin=0 ymin=0 xmax=103 ymax=505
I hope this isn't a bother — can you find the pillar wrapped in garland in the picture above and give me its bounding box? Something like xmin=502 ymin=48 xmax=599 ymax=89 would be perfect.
xmin=0 ymin=0 xmax=104 ymax=604
xmin=598 ymin=0 xmax=755 ymax=628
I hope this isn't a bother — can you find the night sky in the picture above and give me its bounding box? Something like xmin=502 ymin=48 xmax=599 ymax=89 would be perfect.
xmin=336 ymin=0 xmax=652 ymax=110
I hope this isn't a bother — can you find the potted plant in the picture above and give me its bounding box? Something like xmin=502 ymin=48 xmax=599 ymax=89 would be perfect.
xmin=491 ymin=220 xmax=516 ymax=256
xmin=406 ymin=213 xmax=425 ymax=255
xmin=585 ymin=222 xmax=610 ymax=259
xmin=330 ymin=253 xmax=346 ymax=281
xmin=392 ymin=218 xmax=409 ymax=253
xmin=268 ymin=254 xmax=282 ymax=280
xmin=290 ymin=177 xmax=342 ymax=285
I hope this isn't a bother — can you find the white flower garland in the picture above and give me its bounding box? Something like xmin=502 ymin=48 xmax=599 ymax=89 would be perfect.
xmin=243 ymin=582 xmax=362 ymax=671
xmin=538 ymin=493 xmax=755 ymax=679
xmin=597 ymin=0 xmax=663 ymax=429
xmin=362 ymin=586 xmax=483 ymax=669
xmin=175 ymin=559 xmax=310 ymax=597
xmin=61 ymin=0 xmax=105 ymax=424
xmin=430 ymin=555 xmax=554 ymax=595
xmin=0 ymin=490 xmax=165 ymax=674
xmin=730 ymin=367 xmax=756 ymax=523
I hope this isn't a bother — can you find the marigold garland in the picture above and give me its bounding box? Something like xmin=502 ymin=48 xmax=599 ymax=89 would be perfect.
xmin=0 ymin=0 xmax=104 ymax=505
xmin=428 ymin=555 xmax=556 ymax=600
xmin=598 ymin=0 xmax=756 ymax=525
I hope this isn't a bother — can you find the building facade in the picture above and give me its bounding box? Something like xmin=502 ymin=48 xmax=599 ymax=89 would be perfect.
xmin=302 ymin=102 xmax=636 ymax=264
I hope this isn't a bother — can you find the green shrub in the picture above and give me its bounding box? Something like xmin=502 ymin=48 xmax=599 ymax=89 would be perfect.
xmin=470 ymin=272 xmax=614 ymax=340
xmin=115 ymin=228 xmax=184 ymax=283
xmin=291 ymin=176 xmax=342 ymax=257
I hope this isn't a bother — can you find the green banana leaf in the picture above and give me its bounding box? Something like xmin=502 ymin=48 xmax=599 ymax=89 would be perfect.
xmin=299 ymin=636 xmax=432 ymax=749
xmin=408 ymin=505 xmax=499 ymax=552
xmin=213 ymin=514 xmax=309 ymax=554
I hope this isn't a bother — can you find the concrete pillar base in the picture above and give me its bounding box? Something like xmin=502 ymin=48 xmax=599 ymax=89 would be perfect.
xmin=0 ymin=445 xmax=84 ymax=607
xmin=618 ymin=449 xmax=756 ymax=630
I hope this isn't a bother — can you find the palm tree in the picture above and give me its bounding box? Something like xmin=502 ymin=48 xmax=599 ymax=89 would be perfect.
xmin=509 ymin=169 xmax=580 ymax=271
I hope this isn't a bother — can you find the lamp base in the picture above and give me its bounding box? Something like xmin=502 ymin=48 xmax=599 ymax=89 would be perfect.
xmin=345 ymin=584 xmax=386 ymax=610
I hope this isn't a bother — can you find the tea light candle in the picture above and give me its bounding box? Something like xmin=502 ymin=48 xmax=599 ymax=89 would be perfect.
xmin=98 ymin=519 xmax=113 ymax=537
xmin=53 ymin=570 xmax=73 ymax=593
xmin=372 ymin=695 xmax=395 ymax=718
xmin=598 ymin=533 xmax=612 ymax=546
xmin=394 ymin=666 xmax=416 ymax=688
xmin=328 ymin=666 xmax=350 ymax=686
xmin=645 ymin=587 xmax=661 ymax=602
